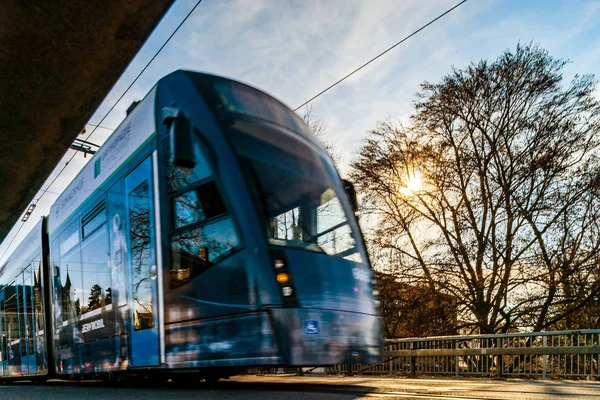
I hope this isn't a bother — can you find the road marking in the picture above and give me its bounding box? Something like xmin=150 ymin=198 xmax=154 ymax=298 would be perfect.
xmin=364 ymin=392 xmax=493 ymax=400
xmin=375 ymin=385 xmax=481 ymax=391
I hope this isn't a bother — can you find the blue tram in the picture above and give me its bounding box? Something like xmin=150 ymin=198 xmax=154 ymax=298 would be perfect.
xmin=0 ymin=71 xmax=382 ymax=381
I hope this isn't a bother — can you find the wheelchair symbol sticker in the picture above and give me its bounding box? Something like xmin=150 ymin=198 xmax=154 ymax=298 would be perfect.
xmin=305 ymin=320 xmax=320 ymax=334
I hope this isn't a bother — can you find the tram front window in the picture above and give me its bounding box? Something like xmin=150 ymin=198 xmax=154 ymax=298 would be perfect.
xmin=229 ymin=126 xmax=363 ymax=262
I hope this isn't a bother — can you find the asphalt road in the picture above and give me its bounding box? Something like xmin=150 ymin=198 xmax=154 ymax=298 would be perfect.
xmin=3 ymin=375 xmax=600 ymax=400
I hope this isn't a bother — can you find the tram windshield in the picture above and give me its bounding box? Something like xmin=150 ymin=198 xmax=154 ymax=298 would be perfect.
xmin=229 ymin=126 xmax=363 ymax=263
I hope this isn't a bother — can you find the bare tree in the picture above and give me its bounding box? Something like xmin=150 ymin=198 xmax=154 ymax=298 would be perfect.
xmin=376 ymin=270 xmax=459 ymax=338
xmin=352 ymin=43 xmax=600 ymax=333
xmin=301 ymin=106 xmax=340 ymax=165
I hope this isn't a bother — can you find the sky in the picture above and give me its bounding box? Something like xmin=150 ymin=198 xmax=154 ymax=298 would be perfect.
xmin=1 ymin=0 xmax=599 ymax=262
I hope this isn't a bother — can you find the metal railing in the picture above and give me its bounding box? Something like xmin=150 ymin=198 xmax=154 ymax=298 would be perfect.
xmin=328 ymin=330 xmax=600 ymax=379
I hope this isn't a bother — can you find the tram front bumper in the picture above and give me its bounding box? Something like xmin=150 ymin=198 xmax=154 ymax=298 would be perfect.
xmin=269 ymin=308 xmax=383 ymax=366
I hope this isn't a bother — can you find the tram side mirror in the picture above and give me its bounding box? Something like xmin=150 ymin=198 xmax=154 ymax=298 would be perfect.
xmin=126 ymin=100 xmax=140 ymax=116
xmin=162 ymin=107 xmax=196 ymax=169
xmin=342 ymin=179 xmax=360 ymax=218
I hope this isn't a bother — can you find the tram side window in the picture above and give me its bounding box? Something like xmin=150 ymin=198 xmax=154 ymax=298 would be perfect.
xmin=33 ymin=261 xmax=44 ymax=355
xmin=57 ymin=220 xmax=84 ymax=321
xmin=21 ymin=267 xmax=34 ymax=356
xmin=17 ymin=275 xmax=25 ymax=356
xmin=169 ymin=183 xmax=239 ymax=287
xmin=170 ymin=218 xmax=240 ymax=285
xmin=50 ymin=239 xmax=62 ymax=330
xmin=80 ymin=206 xmax=110 ymax=315
xmin=59 ymin=219 xmax=79 ymax=256
xmin=82 ymin=207 xmax=105 ymax=239
xmin=5 ymin=286 xmax=17 ymax=357
xmin=172 ymin=181 xmax=227 ymax=229
xmin=166 ymin=135 xmax=241 ymax=288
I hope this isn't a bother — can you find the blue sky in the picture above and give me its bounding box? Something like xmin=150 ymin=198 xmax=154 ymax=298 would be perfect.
xmin=1 ymin=0 xmax=599 ymax=260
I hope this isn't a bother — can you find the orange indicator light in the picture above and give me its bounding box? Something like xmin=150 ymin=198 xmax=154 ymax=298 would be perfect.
xmin=276 ymin=273 xmax=290 ymax=283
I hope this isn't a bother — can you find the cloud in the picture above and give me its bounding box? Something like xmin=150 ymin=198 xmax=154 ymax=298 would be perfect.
xmin=2 ymin=0 xmax=600 ymax=259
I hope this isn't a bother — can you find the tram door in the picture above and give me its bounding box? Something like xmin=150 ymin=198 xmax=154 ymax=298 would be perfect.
xmin=125 ymin=157 xmax=160 ymax=366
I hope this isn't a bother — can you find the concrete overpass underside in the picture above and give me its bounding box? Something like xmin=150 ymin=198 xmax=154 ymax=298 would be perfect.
xmin=0 ymin=0 xmax=174 ymax=242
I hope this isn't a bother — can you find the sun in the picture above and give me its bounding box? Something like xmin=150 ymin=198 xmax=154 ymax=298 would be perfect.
xmin=400 ymin=171 xmax=423 ymax=196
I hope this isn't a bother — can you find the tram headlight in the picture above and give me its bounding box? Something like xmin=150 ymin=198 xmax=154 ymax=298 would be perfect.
xmin=274 ymin=258 xmax=285 ymax=269
xmin=282 ymin=286 xmax=293 ymax=297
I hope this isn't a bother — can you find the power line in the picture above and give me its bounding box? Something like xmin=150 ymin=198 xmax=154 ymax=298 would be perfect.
xmin=85 ymin=123 xmax=115 ymax=131
xmin=0 ymin=0 xmax=204 ymax=262
xmin=0 ymin=223 xmax=28 ymax=264
xmin=293 ymin=0 xmax=468 ymax=111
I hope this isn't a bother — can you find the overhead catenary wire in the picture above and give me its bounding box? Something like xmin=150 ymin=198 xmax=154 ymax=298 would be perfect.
xmin=293 ymin=0 xmax=468 ymax=111
xmin=85 ymin=123 xmax=115 ymax=131
xmin=0 ymin=0 xmax=204 ymax=262
xmin=0 ymin=224 xmax=27 ymax=264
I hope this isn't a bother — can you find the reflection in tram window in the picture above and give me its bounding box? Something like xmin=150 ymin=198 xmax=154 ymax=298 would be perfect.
xmin=128 ymin=179 xmax=154 ymax=331
xmin=173 ymin=189 xmax=206 ymax=228
xmin=60 ymin=247 xmax=83 ymax=320
xmin=165 ymin=137 xmax=212 ymax=193
xmin=33 ymin=262 xmax=46 ymax=372
xmin=109 ymin=192 xmax=128 ymax=308
xmin=18 ymin=274 xmax=26 ymax=357
xmin=82 ymin=204 xmax=106 ymax=239
xmin=81 ymin=228 xmax=111 ymax=314
xmin=172 ymin=181 xmax=227 ymax=229
xmin=22 ymin=268 xmax=34 ymax=358
xmin=316 ymin=195 xmax=359 ymax=260
xmin=0 ymin=239 xmax=48 ymax=375
xmin=167 ymin=132 xmax=240 ymax=288
xmin=230 ymin=129 xmax=362 ymax=262
xmin=170 ymin=218 xmax=240 ymax=288
xmin=5 ymin=286 xmax=18 ymax=374
xmin=59 ymin=220 xmax=79 ymax=257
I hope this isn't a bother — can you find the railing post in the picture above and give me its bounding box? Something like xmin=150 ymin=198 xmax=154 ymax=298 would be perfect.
xmin=410 ymin=342 xmax=416 ymax=377
xmin=455 ymin=340 xmax=459 ymax=377
xmin=496 ymin=337 xmax=503 ymax=378
xmin=542 ymin=336 xmax=547 ymax=380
